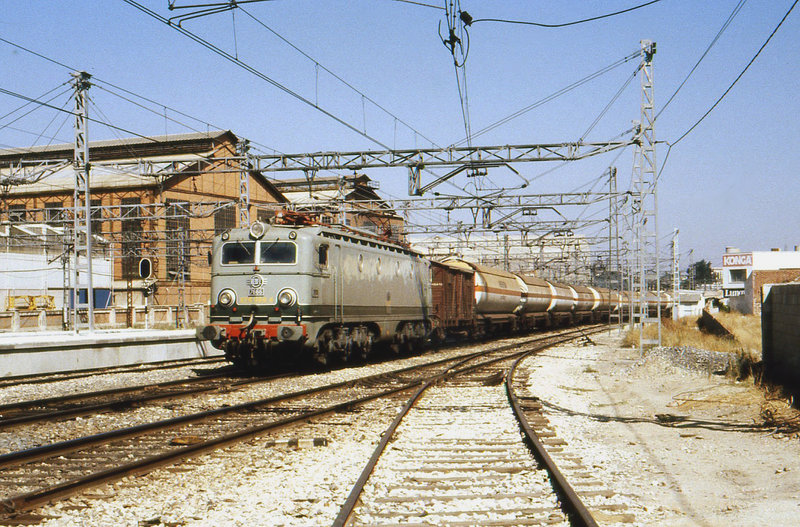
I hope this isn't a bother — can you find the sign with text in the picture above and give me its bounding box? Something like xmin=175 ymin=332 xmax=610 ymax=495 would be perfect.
xmin=722 ymin=253 xmax=753 ymax=267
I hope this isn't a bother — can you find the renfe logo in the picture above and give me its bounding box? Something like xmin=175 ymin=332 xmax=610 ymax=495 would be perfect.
xmin=722 ymin=253 xmax=753 ymax=267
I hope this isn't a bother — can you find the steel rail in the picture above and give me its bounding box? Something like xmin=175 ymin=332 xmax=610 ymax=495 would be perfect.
xmin=331 ymin=327 xmax=599 ymax=526
xmin=0 ymin=328 xmax=595 ymax=517
xmin=506 ymin=329 xmax=604 ymax=527
xmin=0 ymin=339 xmax=520 ymax=471
xmin=0 ymin=373 xmax=285 ymax=430
xmin=0 ymin=356 xmax=226 ymax=390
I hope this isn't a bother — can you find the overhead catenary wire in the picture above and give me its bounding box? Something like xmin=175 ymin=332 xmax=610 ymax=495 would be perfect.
xmin=0 ymin=36 xmax=285 ymax=156
xmin=657 ymin=0 xmax=798 ymax=181
xmin=123 ymin=0 xmax=393 ymax=150
xmin=453 ymin=51 xmax=639 ymax=146
xmin=236 ymin=5 xmax=442 ymax=149
xmin=0 ymin=86 xmax=162 ymax=144
xmin=470 ymin=0 xmax=662 ymax=28
xmin=655 ymin=0 xmax=748 ymax=121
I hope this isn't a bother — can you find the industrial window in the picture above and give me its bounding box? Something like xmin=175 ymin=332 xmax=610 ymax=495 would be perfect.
xmin=214 ymin=207 xmax=236 ymax=235
xmin=221 ymin=242 xmax=255 ymax=264
xmin=729 ymin=269 xmax=747 ymax=283
xmin=166 ymin=199 xmax=190 ymax=281
xmin=259 ymin=241 xmax=296 ymax=264
xmin=90 ymin=199 xmax=102 ymax=235
xmin=44 ymin=202 xmax=64 ymax=225
xmin=8 ymin=204 xmax=26 ymax=223
xmin=120 ymin=198 xmax=142 ymax=278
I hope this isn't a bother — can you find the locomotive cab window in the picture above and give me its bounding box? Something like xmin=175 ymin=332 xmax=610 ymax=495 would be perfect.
xmin=221 ymin=242 xmax=256 ymax=264
xmin=259 ymin=241 xmax=297 ymax=264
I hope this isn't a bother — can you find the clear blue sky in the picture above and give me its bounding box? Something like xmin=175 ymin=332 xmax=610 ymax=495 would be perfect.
xmin=1 ymin=0 xmax=798 ymax=266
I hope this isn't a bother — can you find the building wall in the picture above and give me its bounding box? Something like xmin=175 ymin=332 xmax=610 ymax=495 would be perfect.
xmin=730 ymin=269 xmax=800 ymax=315
xmin=762 ymin=283 xmax=800 ymax=395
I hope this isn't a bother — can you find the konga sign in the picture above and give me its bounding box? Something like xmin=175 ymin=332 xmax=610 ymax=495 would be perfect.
xmin=722 ymin=253 xmax=753 ymax=267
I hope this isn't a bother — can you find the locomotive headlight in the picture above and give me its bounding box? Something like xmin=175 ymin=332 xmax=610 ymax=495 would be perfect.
xmin=249 ymin=221 xmax=266 ymax=239
xmin=277 ymin=288 xmax=297 ymax=308
xmin=218 ymin=288 xmax=236 ymax=307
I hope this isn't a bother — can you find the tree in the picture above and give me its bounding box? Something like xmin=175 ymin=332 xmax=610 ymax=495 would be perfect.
xmin=682 ymin=259 xmax=714 ymax=288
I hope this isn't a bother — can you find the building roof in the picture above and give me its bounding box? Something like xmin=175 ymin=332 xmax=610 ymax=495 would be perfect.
xmin=0 ymin=130 xmax=286 ymax=202
xmin=277 ymin=174 xmax=396 ymax=214
xmin=0 ymin=131 xmax=236 ymax=162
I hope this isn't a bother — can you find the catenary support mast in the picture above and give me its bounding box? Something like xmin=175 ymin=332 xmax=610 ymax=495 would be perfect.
xmin=70 ymin=71 xmax=94 ymax=332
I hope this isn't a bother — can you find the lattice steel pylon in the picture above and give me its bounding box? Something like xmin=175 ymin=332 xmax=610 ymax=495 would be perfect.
xmin=672 ymin=229 xmax=680 ymax=320
xmin=632 ymin=40 xmax=660 ymax=350
xmin=69 ymin=71 xmax=94 ymax=332
xmin=238 ymin=139 xmax=251 ymax=228
xmin=607 ymin=166 xmax=623 ymax=331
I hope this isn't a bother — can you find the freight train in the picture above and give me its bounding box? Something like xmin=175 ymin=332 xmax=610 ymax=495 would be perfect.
xmin=196 ymin=217 xmax=670 ymax=369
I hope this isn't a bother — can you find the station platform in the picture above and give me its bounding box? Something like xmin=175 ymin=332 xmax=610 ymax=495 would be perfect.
xmin=0 ymin=329 xmax=223 ymax=379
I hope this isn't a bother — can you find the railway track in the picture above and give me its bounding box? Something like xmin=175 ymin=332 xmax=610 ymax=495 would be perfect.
xmin=0 ymin=327 xmax=599 ymax=522
xmin=333 ymin=326 xmax=617 ymax=527
xmin=0 ymin=356 xmax=226 ymax=390
xmin=0 ymin=368 xmax=280 ymax=430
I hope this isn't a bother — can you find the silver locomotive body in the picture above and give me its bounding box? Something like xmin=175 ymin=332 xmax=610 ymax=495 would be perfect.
xmin=198 ymin=221 xmax=433 ymax=367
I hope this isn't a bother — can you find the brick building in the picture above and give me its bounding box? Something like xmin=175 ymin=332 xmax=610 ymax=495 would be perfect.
xmin=0 ymin=131 xmax=286 ymax=322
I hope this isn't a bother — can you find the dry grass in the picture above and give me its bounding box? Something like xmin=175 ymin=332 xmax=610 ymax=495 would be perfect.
xmin=622 ymin=317 xmax=742 ymax=353
xmin=622 ymin=312 xmax=763 ymax=378
xmin=713 ymin=311 xmax=762 ymax=355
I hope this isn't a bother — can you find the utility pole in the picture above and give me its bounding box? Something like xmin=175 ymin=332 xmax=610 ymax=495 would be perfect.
xmin=70 ymin=71 xmax=94 ymax=332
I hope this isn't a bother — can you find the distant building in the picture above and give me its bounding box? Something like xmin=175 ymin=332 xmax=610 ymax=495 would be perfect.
xmin=721 ymin=247 xmax=800 ymax=314
xmin=674 ymin=290 xmax=705 ymax=319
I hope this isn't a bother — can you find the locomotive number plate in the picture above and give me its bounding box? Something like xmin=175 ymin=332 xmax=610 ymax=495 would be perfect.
xmin=249 ymin=287 xmax=264 ymax=297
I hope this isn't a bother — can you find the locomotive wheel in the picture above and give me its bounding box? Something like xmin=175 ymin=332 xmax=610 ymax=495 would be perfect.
xmin=359 ymin=334 xmax=373 ymax=361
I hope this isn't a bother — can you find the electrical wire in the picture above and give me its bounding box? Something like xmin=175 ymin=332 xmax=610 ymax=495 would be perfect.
xmin=453 ymin=51 xmax=639 ymax=146
xmin=471 ymin=0 xmax=662 ymax=28
xmin=0 ymin=86 xmax=161 ymax=143
xmin=579 ymin=67 xmax=640 ymax=142
xmin=658 ymin=0 xmax=798 ymax=180
xmin=656 ymin=0 xmax=748 ymax=121
xmin=0 ymin=82 xmax=71 ymax=125
xmin=0 ymin=36 xmax=284 ymax=155
xmin=236 ymin=6 xmax=441 ymax=148
xmin=123 ymin=0 xmax=393 ymax=150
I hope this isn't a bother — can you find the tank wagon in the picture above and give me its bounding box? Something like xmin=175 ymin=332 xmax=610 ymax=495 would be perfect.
xmin=197 ymin=219 xmax=671 ymax=368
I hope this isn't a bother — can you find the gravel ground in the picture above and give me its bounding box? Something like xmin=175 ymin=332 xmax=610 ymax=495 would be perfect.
xmin=353 ymin=385 xmax=566 ymax=526
xmin=0 ymin=360 xmax=226 ymax=406
xmin=0 ymin=337 xmax=532 ymax=455
xmin=33 ymin=398 xmax=399 ymax=527
xmin=523 ymin=330 xmax=800 ymax=526
xmin=9 ymin=330 xmax=791 ymax=526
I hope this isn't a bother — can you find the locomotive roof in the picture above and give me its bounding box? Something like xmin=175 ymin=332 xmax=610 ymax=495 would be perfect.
xmin=315 ymin=224 xmax=424 ymax=258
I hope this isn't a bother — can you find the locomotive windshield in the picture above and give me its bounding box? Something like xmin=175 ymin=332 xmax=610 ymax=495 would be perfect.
xmin=260 ymin=241 xmax=296 ymax=264
xmin=221 ymin=242 xmax=255 ymax=264
xmin=220 ymin=240 xmax=296 ymax=265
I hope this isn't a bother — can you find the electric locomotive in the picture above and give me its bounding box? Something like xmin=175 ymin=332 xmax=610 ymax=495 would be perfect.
xmin=196 ymin=216 xmax=433 ymax=368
